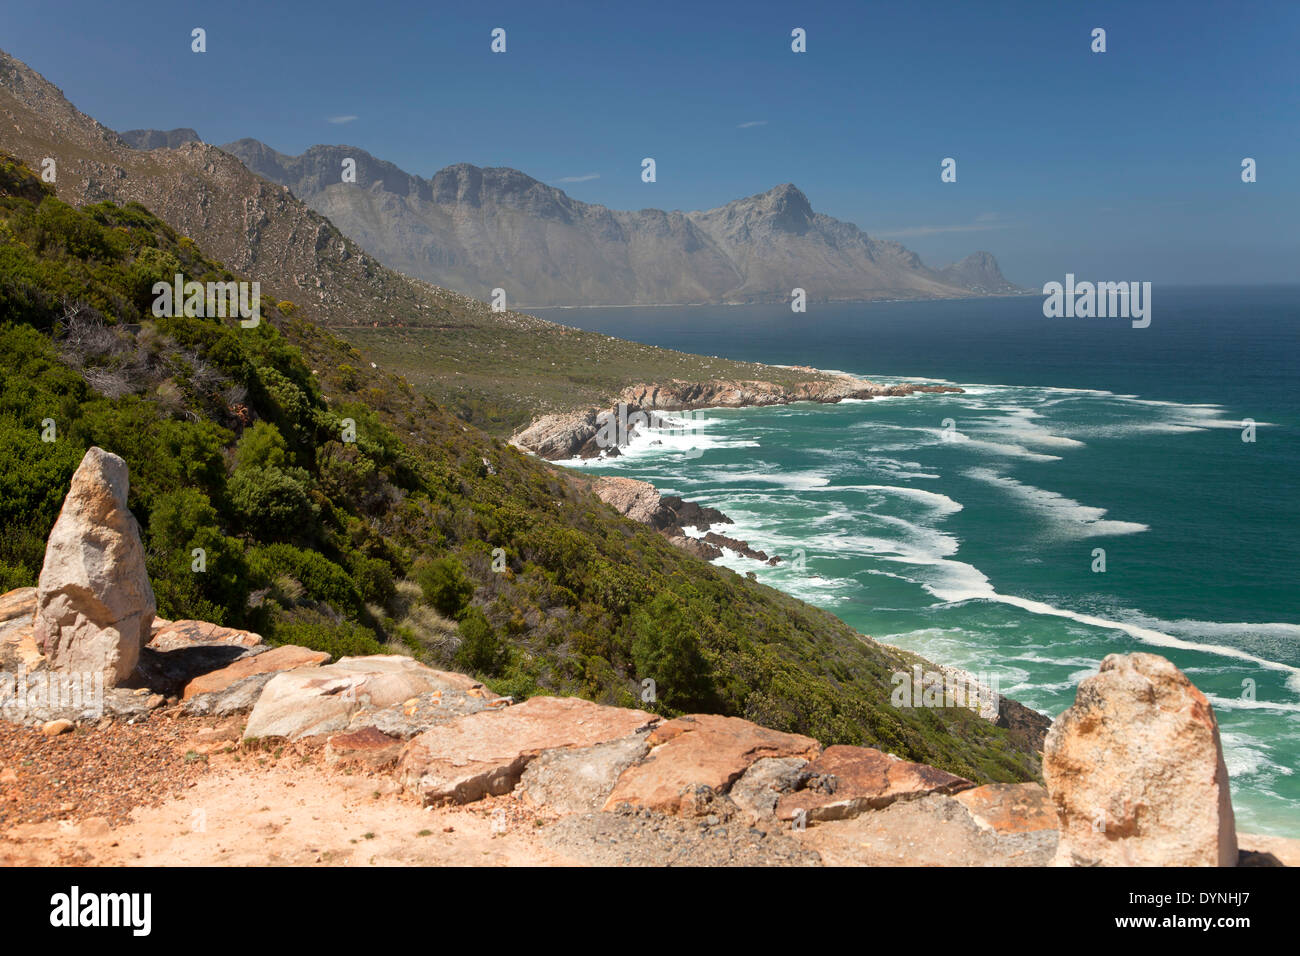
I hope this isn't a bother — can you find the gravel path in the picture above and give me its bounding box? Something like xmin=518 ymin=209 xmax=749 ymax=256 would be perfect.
xmin=0 ymin=709 xmax=215 ymax=828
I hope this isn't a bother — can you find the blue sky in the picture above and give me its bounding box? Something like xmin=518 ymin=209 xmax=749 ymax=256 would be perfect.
xmin=3 ymin=0 xmax=1297 ymax=285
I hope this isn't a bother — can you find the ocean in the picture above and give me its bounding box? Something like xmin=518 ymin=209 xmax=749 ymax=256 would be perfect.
xmin=534 ymin=286 xmax=1300 ymax=837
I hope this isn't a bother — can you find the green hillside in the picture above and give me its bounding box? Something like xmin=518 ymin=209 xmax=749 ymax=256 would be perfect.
xmin=0 ymin=153 xmax=1039 ymax=783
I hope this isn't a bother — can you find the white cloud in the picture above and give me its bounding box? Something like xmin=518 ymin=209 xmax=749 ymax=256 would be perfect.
xmin=737 ymin=120 xmax=768 ymax=128
xmin=327 ymin=115 xmax=359 ymax=125
xmin=556 ymin=172 xmax=600 ymax=183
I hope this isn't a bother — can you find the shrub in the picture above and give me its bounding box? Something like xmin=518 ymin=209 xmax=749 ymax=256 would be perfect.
xmin=234 ymin=420 xmax=288 ymax=470
xmin=227 ymin=464 xmax=316 ymax=537
xmin=272 ymin=617 xmax=384 ymax=658
xmin=454 ymin=607 xmax=504 ymax=675
xmin=246 ymin=543 xmax=362 ymax=616
xmin=628 ymin=592 xmax=716 ymax=712
xmin=414 ymin=555 xmax=473 ymax=619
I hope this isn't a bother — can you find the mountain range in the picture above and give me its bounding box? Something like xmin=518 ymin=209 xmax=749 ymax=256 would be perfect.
xmin=216 ymin=138 xmax=1022 ymax=307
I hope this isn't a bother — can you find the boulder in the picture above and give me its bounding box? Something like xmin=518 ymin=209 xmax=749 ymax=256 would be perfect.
xmin=1043 ymin=652 xmax=1238 ymax=867
xmin=399 ymin=696 xmax=658 ymax=806
xmin=775 ymin=745 xmax=974 ymax=824
xmin=182 ymin=672 xmax=279 ymax=717
xmin=243 ymin=655 xmax=468 ymax=740
xmin=603 ymin=714 xmax=821 ymax=814
xmin=182 ymin=644 xmax=329 ymax=699
xmin=32 ymin=448 xmax=155 ymax=685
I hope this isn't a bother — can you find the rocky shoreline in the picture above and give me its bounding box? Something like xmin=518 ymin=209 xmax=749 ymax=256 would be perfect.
xmin=511 ymin=371 xmax=962 ymax=460
xmin=588 ymin=476 xmax=779 ymax=564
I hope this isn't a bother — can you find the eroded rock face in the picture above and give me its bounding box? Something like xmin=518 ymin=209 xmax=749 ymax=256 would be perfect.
xmin=33 ymin=448 xmax=155 ymax=685
xmin=1043 ymin=652 xmax=1238 ymax=867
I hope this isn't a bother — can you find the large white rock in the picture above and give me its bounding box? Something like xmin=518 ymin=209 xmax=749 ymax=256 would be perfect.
xmin=33 ymin=447 xmax=156 ymax=685
xmin=1044 ymin=652 xmax=1237 ymax=867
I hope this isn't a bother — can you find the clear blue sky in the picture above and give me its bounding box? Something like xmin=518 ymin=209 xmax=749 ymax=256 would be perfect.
xmin=3 ymin=0 xmax=1297 ymax=285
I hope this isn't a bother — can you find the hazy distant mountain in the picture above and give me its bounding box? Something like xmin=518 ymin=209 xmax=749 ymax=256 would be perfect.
xmin=938 ymin=251 xmax=1022 ymax=295
xmin=119 ymin=127 xmax=202 ymax=150
xmin=220 ymin=138 xmax=1023 ymax=308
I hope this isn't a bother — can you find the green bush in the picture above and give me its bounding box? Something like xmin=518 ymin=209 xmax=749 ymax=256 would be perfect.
xmin=414 ymin=555 xmax=473 ymax=619
xmin=629 ymin=592 xmax=716 ymax=712
xmin=271 ymin=617 xmax=384 ymax=658
xmin=247 ymin=543 xmax=362 ymax=616
xmin=227 ymin=464 xmax=317 ymax=537
xmin=454 ymin=606 xmax=504 ymax=675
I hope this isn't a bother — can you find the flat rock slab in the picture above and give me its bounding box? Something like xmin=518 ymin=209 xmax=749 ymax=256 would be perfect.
xmin=0 ymin=600 xmax=42 ymax=676
xmin=182 ymin=644 xmax=329 ymax=699
xmin=521 ymin=735 xmax=650 ymax=813
xmin=604 ymin=714 xmax=820 ymax=815
xmin=541 ymin=805 xmax=822 ymax=867
xmin=148 ymin=619 xmax=264 ymax=652
xmin=244 ymin=655 xmax=470 ymax=740
xmin=776 ymin=745 xmax=974 ymax=824
xmin=797 ymin=792 xmax=1058 ymax=867
xmin=956 ymin=783 xmax=1058 ymax=835
xmin=400 ymin=696 xmax=658 ymax=806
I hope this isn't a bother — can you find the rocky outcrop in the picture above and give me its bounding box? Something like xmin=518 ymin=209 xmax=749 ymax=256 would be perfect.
xmin=32 ymin=447 xmax=156 ymax=685
xmin=591 ymin=476 xmax=779 ymax=563
xmin=1043 ymin=652 xmax=1238 ymax=867
xmin=511 ymin=374 xmax=962 ymax=461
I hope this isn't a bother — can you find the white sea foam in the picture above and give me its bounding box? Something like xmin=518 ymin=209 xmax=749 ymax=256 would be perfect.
xmin=962 ymin=467 xmax=1149 ymax=538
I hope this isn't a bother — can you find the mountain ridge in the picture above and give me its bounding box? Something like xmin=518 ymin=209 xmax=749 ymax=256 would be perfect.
xmin=217 ymin=137 xmax=1024 ymax=307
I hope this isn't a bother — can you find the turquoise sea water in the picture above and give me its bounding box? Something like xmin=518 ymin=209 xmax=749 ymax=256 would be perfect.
xmin=535 ymin=287 xmax=1300 ymax=837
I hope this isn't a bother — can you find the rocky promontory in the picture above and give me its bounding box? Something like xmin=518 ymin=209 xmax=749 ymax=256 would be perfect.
xmin=589 ymin=476 xmax=778 ymax=564
xmin=511 ymin=372 xmax=962 ymax=460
